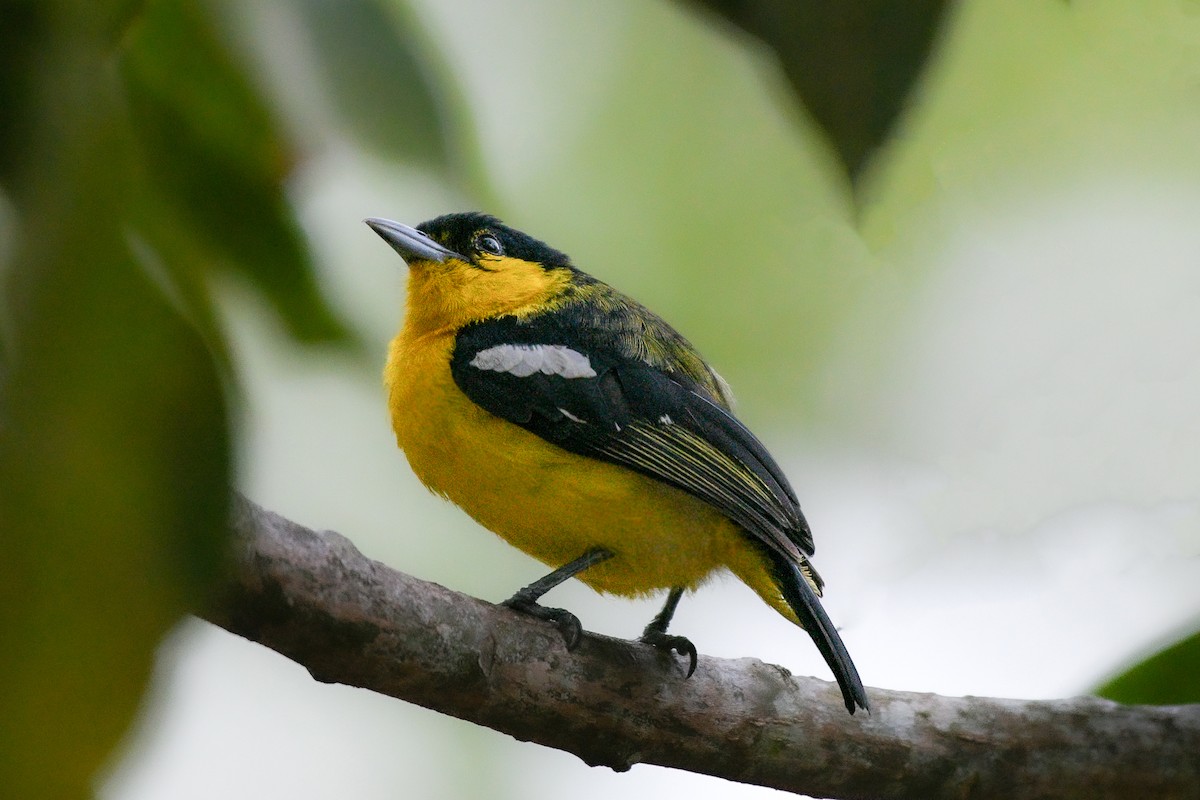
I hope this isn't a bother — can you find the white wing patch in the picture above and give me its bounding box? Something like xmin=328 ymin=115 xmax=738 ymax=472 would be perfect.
xmin=469 ymin=344 xmax=597 ymax=379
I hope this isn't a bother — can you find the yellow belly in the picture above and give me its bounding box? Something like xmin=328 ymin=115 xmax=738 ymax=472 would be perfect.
xmin=385 ymin=332 xmax=784 ymax=605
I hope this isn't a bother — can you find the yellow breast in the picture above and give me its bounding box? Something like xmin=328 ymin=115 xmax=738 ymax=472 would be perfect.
xmin=384 ymin=330 xmax=768 ymax=599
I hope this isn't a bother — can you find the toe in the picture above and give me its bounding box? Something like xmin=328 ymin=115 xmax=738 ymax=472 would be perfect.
xmin=551 ymin=609 xmax=583 ymax=650
xmin=502 ymin=599 xmax=585 ymax=649
xmin=640 ymin=631 xmax=698 ymax=677
xmin=676 ymin=638 xmax=698 ymax=678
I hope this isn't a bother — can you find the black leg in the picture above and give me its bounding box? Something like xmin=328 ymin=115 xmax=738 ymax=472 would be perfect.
xmin=639 ymin=587 xmax=698 ymax=677
xmin=502 ymin=548 xmax=613 ymax=649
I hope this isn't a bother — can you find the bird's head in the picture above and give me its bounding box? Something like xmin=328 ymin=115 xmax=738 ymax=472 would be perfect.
xmin=367 ymin=212 xmax=576 ymax=334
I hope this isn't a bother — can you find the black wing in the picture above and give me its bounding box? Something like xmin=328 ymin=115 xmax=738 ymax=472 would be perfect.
xmin=450 ymin=311 xmax=817 ymax=569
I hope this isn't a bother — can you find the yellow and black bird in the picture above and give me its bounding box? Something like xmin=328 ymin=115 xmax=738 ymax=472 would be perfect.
xmin=367 ymin=212 xmax=868 ymax=714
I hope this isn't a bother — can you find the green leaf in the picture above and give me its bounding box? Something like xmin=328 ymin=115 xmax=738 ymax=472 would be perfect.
xmin=0 ymin=12 xmax=230 ymax=796
xmin=686 ymin=0 xmax=951 ymax=187
xmin=294 ymin=0 xmax=453 ymax=169
xmin=0 ymin=2 xmax=145 ymax=192
xmin=0 ymin=1 xmax=44 ymax=189
xmin=1095 ymin=626 xmax=1200 ymax=706
xmin=120 ymin=0 xmax=350 ymax=344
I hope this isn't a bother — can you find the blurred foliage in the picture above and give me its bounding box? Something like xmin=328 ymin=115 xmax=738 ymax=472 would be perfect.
xmin=687 ymin=0 xmax=952 ymax=188
xmin=1097 ymin=626 xmax=1200 ymax=706
xmin=121 ymin=0 xmax=349 ymax=346
xmin=0 ymin=0 xmax=370 ymax=795
xmin=292 ymin=0 xmax=453 ymax=171
xmin=0 ymin=3 xmax=231 ymax=795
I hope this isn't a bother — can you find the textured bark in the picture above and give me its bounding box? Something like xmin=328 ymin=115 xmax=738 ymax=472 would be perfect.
xmin=202 ymin=495 xmax=1200 ymax=800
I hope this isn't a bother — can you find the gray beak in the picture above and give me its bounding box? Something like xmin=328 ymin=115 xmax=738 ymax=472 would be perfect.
xmin=365 ymin=217 xmax=464 ymax=263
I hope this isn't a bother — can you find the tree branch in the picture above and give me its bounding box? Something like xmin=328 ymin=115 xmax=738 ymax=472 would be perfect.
xmin=202 ymin=495 xmax=1200 ymax=800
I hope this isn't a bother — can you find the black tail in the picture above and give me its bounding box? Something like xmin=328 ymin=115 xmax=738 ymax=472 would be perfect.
xmin=771 ymin=554 xmax=869 ymax=714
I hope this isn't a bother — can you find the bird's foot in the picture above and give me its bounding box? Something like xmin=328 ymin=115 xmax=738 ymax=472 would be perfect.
xmin=502 ymin=592 xmax=584 ymax=650
xmin=639 ymin=629 xmax=698 ymax=678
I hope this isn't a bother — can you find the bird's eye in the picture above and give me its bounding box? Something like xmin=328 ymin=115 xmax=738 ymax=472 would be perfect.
xmin=476 ymin=233 xmax=504 ymax=256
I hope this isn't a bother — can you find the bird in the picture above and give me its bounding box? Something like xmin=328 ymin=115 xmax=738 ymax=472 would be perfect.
xmin=367 ymin=211 xmax=869 ymax=714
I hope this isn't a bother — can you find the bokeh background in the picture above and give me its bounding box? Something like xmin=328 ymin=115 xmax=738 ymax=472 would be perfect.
xmin=4 ymin=1 xmax=1200 ymax=798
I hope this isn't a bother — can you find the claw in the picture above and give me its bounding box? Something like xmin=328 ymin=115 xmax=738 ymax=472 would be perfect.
xmin=502 ymin=596 xmax=585 ymax=650
xmin=640 ymin=630 xmax=698 ymax=678
xmin=552 ymin=609 xmax=583 ymax=650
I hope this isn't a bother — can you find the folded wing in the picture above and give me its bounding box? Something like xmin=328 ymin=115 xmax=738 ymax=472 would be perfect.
xmin=450 ymin=315 xmax=818 ymax=576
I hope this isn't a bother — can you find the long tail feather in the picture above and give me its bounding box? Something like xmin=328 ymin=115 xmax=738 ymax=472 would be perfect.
xmin=772 ymin=554 xmax=869 ymax=714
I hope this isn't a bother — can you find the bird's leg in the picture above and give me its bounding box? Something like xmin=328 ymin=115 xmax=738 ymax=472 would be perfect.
xmin=502 ymin=547 xmax=613 ymax=649
xmin=639 ymin=586 xmax=698 ymax=677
